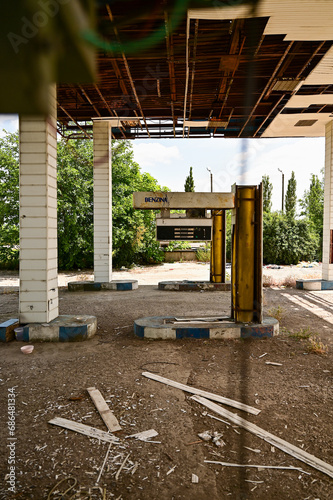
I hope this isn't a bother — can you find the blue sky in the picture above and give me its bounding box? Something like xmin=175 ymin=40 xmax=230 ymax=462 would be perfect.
xmin=1 ymin=114 xmax=325 ymax=211
xmin=132 ymin=136 xmax=325 ymax=211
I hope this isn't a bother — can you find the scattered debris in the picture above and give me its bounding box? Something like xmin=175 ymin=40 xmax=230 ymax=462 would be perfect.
xmin=204 ymin=461 xmax=310 ymax=473
xmin=126 ymin=429 xmax=158 ymax=441
xmin=198 ymin=431 xmax=211 ymax=442
xmin=47 ymin=477 xmax=77 ymax=499
xmin=198 ymin=431 xmax=225 ymax=447
xmin=265 ymin=362 xmax=283 ymax=366
xmin=166 ymin=465 xmax=177 ymax=476
xmin=68 ymin=395 xmax=84 ymax=401
xmin=115 ymin=453 xmax=131 ymax=481
xmin=87 ymin=387 xmax=121 ymax=432
xmin=142 ymin=372 xmax=260 ymax=415
xmin=192 ymin=396 xmax=333 ymax=479
xmin=96 ymin=443 xmax=112 ymax=485
xmin=191 ymin=474 xmax=199 ymax=483
xmin=206 ymin=413 xmax=231 ymax=426
xmin=244 ymin=446 xmax=261 ymax=454
xmin=48 ymin=417 xmax=120 ymax=444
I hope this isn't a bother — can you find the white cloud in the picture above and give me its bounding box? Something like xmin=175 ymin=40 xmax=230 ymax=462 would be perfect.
xmin=0 ymin=115 xmax=18 ymax=137
xmin=133 ymin=142 xmax=181 ymax=167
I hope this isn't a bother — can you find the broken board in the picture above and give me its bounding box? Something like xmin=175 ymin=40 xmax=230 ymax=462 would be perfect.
xmin=87 ymin=387 xmax=121 ymax=432
xmin=48 ymin=417 xmax=120 ymax=444
xmin=192 ymin=395 xmax=333 ymax=479
xmin=142 ymin=372 xmax=260 ymax=415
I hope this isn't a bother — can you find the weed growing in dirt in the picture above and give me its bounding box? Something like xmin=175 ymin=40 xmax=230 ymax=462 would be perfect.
xmin=307 ymin=336 xmax=329 ymax=355
xmin=288 ymin=328 xmax=328 ymax=355
xmin=281 ymin=275 xmax=296 ymax=288
xmin=263 ymin=274 xmax=296 ymax=288
xmin=263 ymin=275 xmax=273 ymax=287
xmin=289 ymin=327 xmax=312 ymax=340
xmin=196 ymin=248 xmax=210 ymax=262
xmin=268 ymin=305 xmax=284 ymax=322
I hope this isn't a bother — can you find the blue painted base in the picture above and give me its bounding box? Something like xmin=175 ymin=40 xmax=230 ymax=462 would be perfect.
xmin=158 ymin=281 xmax=231 ymax=291
xmin=0 ymin=318 xmax=19 ymax=342
xmin=134 ymin=316 xmax=278 ymax=340
xmin=68 ymin=280 xmax=138 ymax=292
xmin=296 ymin=279 xmax=333 ymax=291
xmin=12 ymin=315 xmax=97 ymax=342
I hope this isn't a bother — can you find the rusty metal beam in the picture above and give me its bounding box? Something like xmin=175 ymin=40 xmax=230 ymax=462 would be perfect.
xmin=253 ymin=94 xmax=285 ymax=137
xmin=238 ymin=42 xmax=293 ymax=137
xmin=106 ymin=4 xmax=150 ymax=137
xmin=164 ymin=11 xmax=177 ymax=137
xmin=182 ymin=16 xmax=190 ymax=138
xmin=188 ymin=19 xmax=199 ymax=121
xmin=78 ymin=85 xmax=101 ymax=117
xmin=57 ymin=102 xmax=92 ymax=139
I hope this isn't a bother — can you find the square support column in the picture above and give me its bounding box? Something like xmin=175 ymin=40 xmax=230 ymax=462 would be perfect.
xmin=93 ymin=120 xmax=112 ymax=282
xmin=19 ymin=85 xmax=58 ymax=323
xmin=323 ymin=121 xmax=333 ymax=280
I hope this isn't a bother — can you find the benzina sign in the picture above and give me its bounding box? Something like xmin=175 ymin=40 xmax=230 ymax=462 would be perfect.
xmin=144 ymin=196 xmax=168 ymax=203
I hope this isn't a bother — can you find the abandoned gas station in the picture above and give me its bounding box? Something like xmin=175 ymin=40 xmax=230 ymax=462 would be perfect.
xmin=1 ymin=0 xmax=333 ymax=341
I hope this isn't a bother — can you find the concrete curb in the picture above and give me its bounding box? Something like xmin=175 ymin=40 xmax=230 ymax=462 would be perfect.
xmin=158 ymin=281 xmax=231 ymax=291
xmin=296 ymin=279 xmax=333 ymax=291
xmin=0 ymin=319 xmax=19 ymax=342
xmin=68 ymin=280 xmax=138 ymax=292
xmin=10 ymin=315 xmax=97 ymax=342
xmin=134 ymin=316 xmax=279 ymax=340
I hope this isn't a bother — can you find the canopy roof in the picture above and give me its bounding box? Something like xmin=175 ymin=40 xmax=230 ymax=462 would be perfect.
xmin=57 ymin=0 xmax=333 ymax=139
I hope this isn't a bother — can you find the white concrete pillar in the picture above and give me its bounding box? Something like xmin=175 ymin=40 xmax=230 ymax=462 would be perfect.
xmin=323 ymin=121 xmax=333 ymax=281
xmin=19 ymin=85 xmax=58 ymax=323
xmin=93 ymin=120 xmax=112 ymax=282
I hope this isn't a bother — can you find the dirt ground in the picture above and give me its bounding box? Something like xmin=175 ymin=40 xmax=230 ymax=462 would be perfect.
xmin=0 ymin=263 xmax=332 ymax=499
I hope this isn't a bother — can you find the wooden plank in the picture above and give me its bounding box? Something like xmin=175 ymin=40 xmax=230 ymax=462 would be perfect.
xmin=126 ymin=429 xmax=158 ymax=441
xmin=48 ymin=417 xmax=120 ymax=444
xmin=87 ymin=387 xmax=121 ymax=432
xmin=192 ymin=396 xmax=333 ymax=479
xmin=204 ymin=461 xmax=308 ymax=473
xmin=142 ymin=372 xmax=260 ymax=416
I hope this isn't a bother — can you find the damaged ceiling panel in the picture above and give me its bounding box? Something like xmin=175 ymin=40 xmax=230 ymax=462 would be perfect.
xmin=57 ymin=0 xmax=333 ymax=139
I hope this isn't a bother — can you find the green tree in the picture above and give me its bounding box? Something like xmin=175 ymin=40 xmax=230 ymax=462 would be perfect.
xmin=263 ymin=212 xmax=318 ymax=265
xmin=0 ymin=132 xmax=166 ymax=269
xmin=0 ymin=131 xmax=19 ymax=267
xmin=285 ymin=171 xmax=297 ymax=218
xmin=300 ymin=173 xmax=324 ymax=260
xmin=57 ymin=138 xmax=94 ymax=269
xmin=184 ymin=166 xmax=195 ymax=192
xmin=111 ymin=140 xmax=165 ymax=267
xmin=262 ymin=174 xmax=273 ymax=213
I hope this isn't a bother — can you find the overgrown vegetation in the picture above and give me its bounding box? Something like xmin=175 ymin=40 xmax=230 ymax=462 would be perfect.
xmin=262 ymin=172 xmax=323 ymax=264
xmin=288 ymin=328 xmax=328 ymax=355
xmin=0 ymin=132 xmax=166 ymax=269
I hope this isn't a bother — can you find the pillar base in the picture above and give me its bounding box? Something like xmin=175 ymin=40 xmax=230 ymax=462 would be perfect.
xmin=134 ymin=316 xmax=278 ymax=340
xmin=12 ymin=315 xmax=97 ymax=342
xmin=158 ymin=280 xmax=231 ymax=291
xmin=296 ymin=279 xmax=333 ymax=291
xmin=0 ymin=319 xmax=19 ymax=342
xmin=68 ymin=280 xmax=138 ymax=292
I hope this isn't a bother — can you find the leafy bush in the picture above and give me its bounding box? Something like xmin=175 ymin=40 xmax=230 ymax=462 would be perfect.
xmin=196 ymin=246 xmax=210 ymax=262
xmin=165 ymin=241 xmax=191 ymax=251
xmin=263 ymin=212 xmax=319 ymax=265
